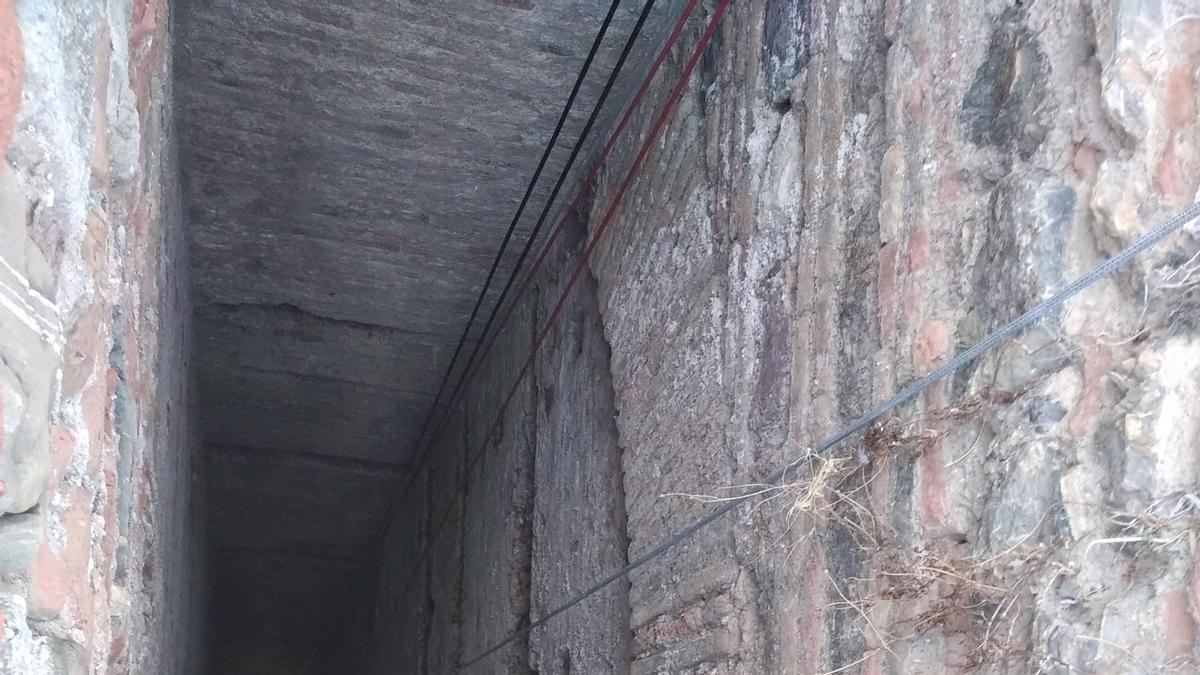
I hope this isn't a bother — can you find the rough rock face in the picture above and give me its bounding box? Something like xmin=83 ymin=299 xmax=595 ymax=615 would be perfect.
xmin=0 ymin=1 xmax=202 ymax=673
xmin=337 ymin=1 xmax=1200 ymax=673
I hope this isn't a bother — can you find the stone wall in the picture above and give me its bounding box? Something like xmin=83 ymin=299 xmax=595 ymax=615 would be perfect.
xmin=338 ymin=1 xmax=1200 ymax=673
xmin=0 ymin=1 xmax=203 ymax=673
xmin=321 ymin=210 xmax=631 ymax=673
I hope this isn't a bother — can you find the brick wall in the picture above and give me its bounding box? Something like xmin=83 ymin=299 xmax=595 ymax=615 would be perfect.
xmin=335 ymin=1 xmax=1200 ymax=672
xmin=0 ymin=1 xmax=203 ymax=673
xmin=321 ymin=210 xmax=630 ymax=673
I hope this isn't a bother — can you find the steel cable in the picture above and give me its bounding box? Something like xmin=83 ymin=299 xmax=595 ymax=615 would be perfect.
xmin=461 ymin=204 xmax=1200 ymax=668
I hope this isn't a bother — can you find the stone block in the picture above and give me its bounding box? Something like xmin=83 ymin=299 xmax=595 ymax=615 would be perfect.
xmin=0 ymin=511 xmax=38 ymax=575
xmin=0 ymin=164 xmax=60 ymax=516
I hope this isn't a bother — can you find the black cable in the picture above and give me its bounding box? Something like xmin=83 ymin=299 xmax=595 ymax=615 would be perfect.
xmin=370 ymin=0 xmax=628 ymax=547
xmin=404 ymin=0 xmax=625 ymax=467
xmin=375 ymin=0 xmax=661 ymax=546
xmin=460 ymin=202 xmax=1200 ymax=668
xmin=438 ymin=0 xmax=661 ymax=430
xmin=298 ymin=6 xmax=635 ymax=671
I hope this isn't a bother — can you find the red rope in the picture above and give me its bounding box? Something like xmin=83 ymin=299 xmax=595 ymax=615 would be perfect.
xmin=426 ymin=0 xmax=732 ymax=576
xmin=373 ymin=0 xmax=733 ymax=641
xmin=416 ymin=0 xmax=704 ymax=455
xmin=368 ymin=0 xmax=704 ymax=559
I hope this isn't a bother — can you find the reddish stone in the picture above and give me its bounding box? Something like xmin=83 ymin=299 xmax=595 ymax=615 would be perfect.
xmin=107 ymin=633 xmax=127 ymax=668
xmin=82 ymin=210 xmax=111 ymax=277
xmin=100 ymin=467 xmax=118 ymax=573
xmin=1068 ymin=347 xmax=1112 ymax=439
xmin=80 ymin=376 xmax=112 ymax=474
xmin=1155 ymin=134 xmax=1186 ymax=199
xmin=1072 ymin=143 xmax=1100 ymax=180
xmin=48 ymin=424 xmax=76 ymax=491
xmin=904 ymin=76 xmax=926 ymax=122
xmin=29 ymin=486 xmax=94 ymax=621
xmin=913 ymin=320 xmax=949 ymax=373
xmin=918 ymin=438 xmax=948 ymax=532
xmin=906 ymin=221 xmax=929 ymax=274
xmin=878 ymin=242 xmax=898 ymax=339
xmin=62 ymin=300 xmax=107 ymax=400
xmin=130 ymin=0 xmax=157 ymax=52
xmin=937 ymin=170 xmax=961 ymax=202
xmin=1163 ymin=65 xmax=1196 ymax=131
xmin=129 ymin=0 xmax=164 ymax=125
xmin=1161 ymin=587 xmax=1196 ymax=664
xmin=0 ymin=0 xmax=23 ymax=157
xmin=129 ymin=196 xmax=151 ymax=243
xmin=1192 ymin=555 xmax=1200 ymax=617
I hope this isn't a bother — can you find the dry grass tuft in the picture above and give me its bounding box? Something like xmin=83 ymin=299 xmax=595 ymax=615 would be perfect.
xmin=1090 ymin=491 xmax=1200 ymax=555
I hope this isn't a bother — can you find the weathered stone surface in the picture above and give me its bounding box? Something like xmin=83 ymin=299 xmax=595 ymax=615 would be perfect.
xmin=0 ymin=164 xmax=59 ymax=516
xmin=0 ymin=0 xmax=1179 ymax=671
xmin=457 ymin=287 xmax=537 ymax=671
xmin=0 ymin=0 xmax=202 ymax=672
xmin=335 ymin=1 xmax=1200 ymax=673
xmin=528 ymin=219 xmax=632 ymax=674
xmin=0 ymin=0 xmax=21 ymax=157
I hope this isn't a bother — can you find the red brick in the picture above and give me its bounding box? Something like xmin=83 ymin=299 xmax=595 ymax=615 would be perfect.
xmin=878 ymin=242 xmax=899 ymax=339
xmin=62 ymin=300 xmax=107 ymax=400
xmin=1162 ymin=587 xmax=1196 ymax=664
xmin=1164 ymin=64 xmax=1196 ymax=131
xmin=1068 ymin=347 xmax=1112 ymax=439
xmin=913 ymin=320 xmax=949 ymax=374
xmin=1155 ymin=133 xmax=1186 ymax=199
xmin=48 ymin=424 xmax=77 ymax=491
xmin=29 ymin=486 xmax=94 ymax=621
xmin=130 ymin=0 xmax=157 ymax=52
xmin=918 ymin=439 xmax=948 ymax=532
xmin=0 ymin=0 xmax=22 ymax=157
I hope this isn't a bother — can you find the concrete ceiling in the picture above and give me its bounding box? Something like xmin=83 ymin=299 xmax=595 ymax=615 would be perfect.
xmin=175 ymin=0 xmax=645 ymax=667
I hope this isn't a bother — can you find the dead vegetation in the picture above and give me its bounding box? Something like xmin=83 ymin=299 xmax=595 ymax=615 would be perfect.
xmin=661 ymin=342 xmax=1200 ymax=673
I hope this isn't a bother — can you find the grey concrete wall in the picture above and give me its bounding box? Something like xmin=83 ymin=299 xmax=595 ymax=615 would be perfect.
xmin=337 ymin=1 xmax=1200 ymax=673
xmin=0 ymin=0 xmax=204 ymax=672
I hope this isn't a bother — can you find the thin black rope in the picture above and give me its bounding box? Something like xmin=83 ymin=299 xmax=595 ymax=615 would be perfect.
xmin=299 ymin=6 xmax=629 ymax=672
xmin=376 ymin=0 xmax=660 ymax=544
xmin=370 ymin=0 xmax=626 ymax=551
xmin=438 ymin=0 xmax=661 ymax=427
xmin=403 ymin=0 xmax=625 ymax=472
xmin=460 ymin=202 xmax=1200 ymax=669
